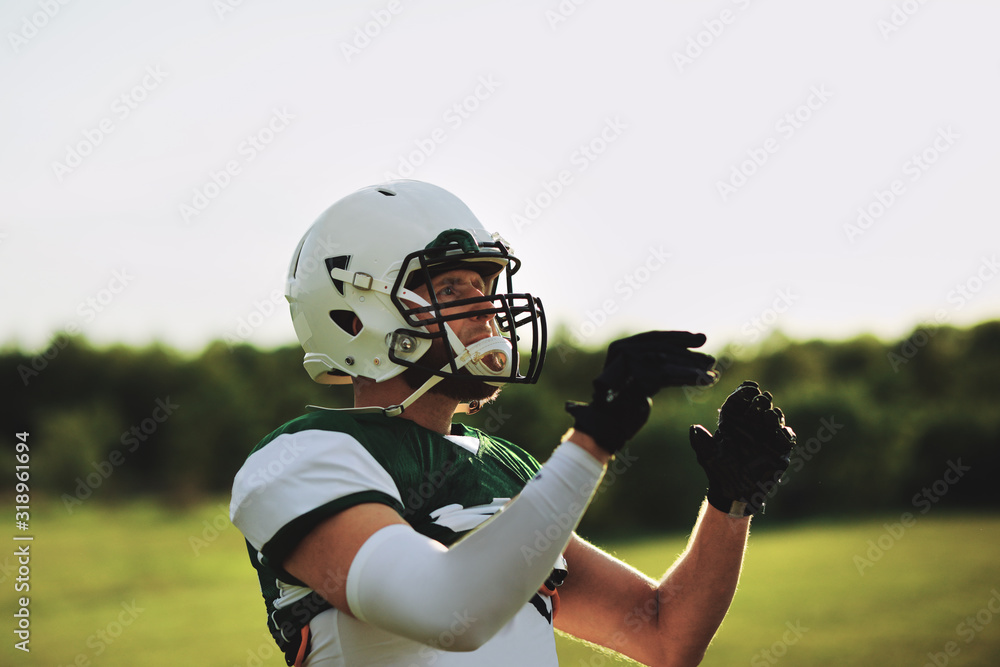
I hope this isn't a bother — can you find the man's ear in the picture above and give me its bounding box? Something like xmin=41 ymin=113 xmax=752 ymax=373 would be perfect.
xmin=351 ymin=316 xmax=362 ymax=336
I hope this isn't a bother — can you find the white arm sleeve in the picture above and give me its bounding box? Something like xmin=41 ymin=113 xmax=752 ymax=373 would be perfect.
xmin=345 ymin=440 xmax=605 ymax=651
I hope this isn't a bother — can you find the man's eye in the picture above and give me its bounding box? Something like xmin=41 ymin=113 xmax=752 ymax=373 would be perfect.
xmin=437 ymin=286 xmax=456 ymax=298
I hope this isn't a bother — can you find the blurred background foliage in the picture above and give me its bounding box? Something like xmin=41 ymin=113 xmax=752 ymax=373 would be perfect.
xmin=4 ymin=319 xmax=999 ymax=536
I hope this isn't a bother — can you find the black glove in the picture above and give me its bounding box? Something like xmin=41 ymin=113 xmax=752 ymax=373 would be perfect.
xmin=689 ymin=380 xmax=796 ymax=517
xmin=566 ymin=331 xmax=718 ymax=454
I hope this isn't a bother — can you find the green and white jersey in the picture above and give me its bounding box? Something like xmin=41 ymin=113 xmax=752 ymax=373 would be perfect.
xmin=230 ymin=409 xmax=561 ymax=666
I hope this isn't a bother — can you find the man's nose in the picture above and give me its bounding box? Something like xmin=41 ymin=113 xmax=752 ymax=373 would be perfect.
xmin=448 ymin=289 xmax=493 ymax=321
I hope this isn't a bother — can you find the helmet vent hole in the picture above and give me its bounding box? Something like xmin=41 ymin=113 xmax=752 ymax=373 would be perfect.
xmin=325 ymin=255 xmax=351 ymax=295
xmin=330 ymin=310 xmax=361 ymax=335
xmin=377 ymin=188 xmax=396 ymax=197
xmin=289 ymin=237 xmax=306 ymax=278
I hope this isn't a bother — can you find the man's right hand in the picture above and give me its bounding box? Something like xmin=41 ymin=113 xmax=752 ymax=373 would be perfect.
xmin=689 ymin=381 xmax=796 ymax=517
xmin=565 ymin=331 xmax=718 ymax=454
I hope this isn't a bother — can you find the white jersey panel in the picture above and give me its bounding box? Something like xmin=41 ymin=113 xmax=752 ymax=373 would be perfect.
xmin=443 ymin=434 xmax=480 ymax=454
xmin=428 ymin=498 xmax=509 ymax=532
xmin=230 ymin=429 xmax=402 ymax=551
xmin=305 ymin=602 xmax=558 ymax=667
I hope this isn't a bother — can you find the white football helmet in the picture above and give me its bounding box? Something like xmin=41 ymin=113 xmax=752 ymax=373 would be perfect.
xmin=285 ymin=180 xmax=546 ymax=414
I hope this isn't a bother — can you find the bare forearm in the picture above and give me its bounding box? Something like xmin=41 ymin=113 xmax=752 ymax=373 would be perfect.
xmin=653 ymin=499 xmax=749 ymax=665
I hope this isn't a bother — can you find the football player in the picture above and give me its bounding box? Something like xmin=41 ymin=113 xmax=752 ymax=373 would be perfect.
xmin=230 ymin=180 xmax=795 ymax=666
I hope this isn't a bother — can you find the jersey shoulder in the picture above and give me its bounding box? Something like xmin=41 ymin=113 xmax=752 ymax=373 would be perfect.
xmin=249 ymin=409 xmax=371 ymax=454
xmin=454 ymin=422 xmax=542 ymax=480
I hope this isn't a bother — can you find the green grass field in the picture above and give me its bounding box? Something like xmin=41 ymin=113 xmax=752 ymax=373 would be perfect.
xmin=4 ymin=500 xmax=999 ymax=666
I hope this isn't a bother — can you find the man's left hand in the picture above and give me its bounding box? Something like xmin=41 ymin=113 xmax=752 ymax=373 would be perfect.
xmin=566 ymin=331 xmax=718 ymax=454
xmin=689 ymin=381 xmax=796 ymax=517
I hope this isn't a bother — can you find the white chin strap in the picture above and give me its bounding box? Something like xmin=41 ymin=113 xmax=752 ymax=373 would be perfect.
xmin=309 ymin=279 xmax=515 ymax=418
xmin=442 ymin=322 xmax=513 ymax=381
xmin=380 ymin=324 xmax=512 ymax=417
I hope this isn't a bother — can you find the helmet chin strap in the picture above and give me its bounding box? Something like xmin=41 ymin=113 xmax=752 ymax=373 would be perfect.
xmin=441 ymin=321 xmax=514 ymax=382
xmin=374 ymin=324 xmax=512 ymax=417
xmin=309 ymin=322 xmax=513 ymax=419
xmin=371 ymin=287 xmax=513 ymax=416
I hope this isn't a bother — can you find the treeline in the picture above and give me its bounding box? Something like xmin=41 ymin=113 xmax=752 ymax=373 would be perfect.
xmin=4 ymin=320 xmax=999 ymax=535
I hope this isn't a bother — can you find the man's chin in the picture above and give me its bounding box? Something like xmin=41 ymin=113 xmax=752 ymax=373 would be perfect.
xmin=432 ymin=377 xmax=501 ymax=404
xmin=401 ymin=365 xmax=501 ymax=404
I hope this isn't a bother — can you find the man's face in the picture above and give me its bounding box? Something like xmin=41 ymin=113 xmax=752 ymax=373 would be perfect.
xmin=401 ymin=267 xmax=505 ymax=402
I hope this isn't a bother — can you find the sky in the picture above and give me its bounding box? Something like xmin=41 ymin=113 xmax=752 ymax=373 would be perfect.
xmin=2 ymin=0 xmax=999 ymax=359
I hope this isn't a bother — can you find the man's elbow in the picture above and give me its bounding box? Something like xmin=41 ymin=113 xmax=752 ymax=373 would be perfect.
xmin=440 ymin=626 xmax=492 ymax=653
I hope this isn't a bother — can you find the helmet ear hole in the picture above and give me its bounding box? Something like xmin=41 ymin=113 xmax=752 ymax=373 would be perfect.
xmin=330 ymin=310 xmax=361 ymax=335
